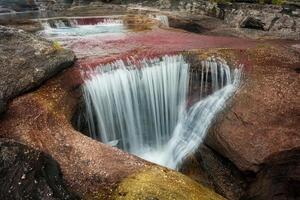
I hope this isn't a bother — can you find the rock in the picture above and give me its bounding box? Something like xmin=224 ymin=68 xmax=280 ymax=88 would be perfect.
xmin=240 ymin=16 xmax=265 ymax=30
xmin=158 ymin=0 xmax=171 ymax=9
xmin=245 ymin=148 xmax=300 ymax=200
xmin=180 ymin=145 xmax=246 ymax=200
xmin=206 ymin=45 xmax=300 ymax=172
xmin=0 ymin=25 xmax=75 ymax=114
xmin=0 ymin=7 xmax=15 ymax=14
xmin=0 ymin=99 xmax=5 ymax=114
xmin=0 ymin=139 xmax=78 ymax=200
xmin=222 ymin=3 xmax=299 ymax=39
xmin=0 ymin=0 xmax=38 ymax=12
xmin=113 ymin=166 xmax=226 ymax=200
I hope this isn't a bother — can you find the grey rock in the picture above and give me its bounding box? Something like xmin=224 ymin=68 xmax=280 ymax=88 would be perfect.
xmin=0 ymin=26 xmax=75 ymax=114
xmin=0 ymin=139 xmax=79 ymax=199
xmin=0 ymin=99 xmax=5 ymax=114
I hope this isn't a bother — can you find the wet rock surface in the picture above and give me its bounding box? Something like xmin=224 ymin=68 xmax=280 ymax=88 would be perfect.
xmin=0 ymin=25 xmax=75 ymax=114
xmin=0 ymin=139 xmax=78 ymax=200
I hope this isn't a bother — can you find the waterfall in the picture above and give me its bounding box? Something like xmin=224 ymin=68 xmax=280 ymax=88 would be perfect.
xmin=82 ymin=55 xmax=189 ymax=154
xmin=82 ymin=54 xmax=241 ymax=169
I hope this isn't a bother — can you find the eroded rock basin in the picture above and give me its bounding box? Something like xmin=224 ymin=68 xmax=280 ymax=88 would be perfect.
xmin=0 ymin=12 xmax=299 ymax=200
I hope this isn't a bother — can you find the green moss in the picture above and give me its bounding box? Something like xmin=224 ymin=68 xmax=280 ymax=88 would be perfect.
xmin=271 ymin=0 xmax=284 ymax=5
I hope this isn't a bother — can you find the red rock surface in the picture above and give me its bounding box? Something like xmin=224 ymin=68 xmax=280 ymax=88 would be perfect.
xmin=1 ymin=15 xmax=299 ymax=198
xmin=206 ymin=45 xmax=300 ymax=172
xmin=0 ymin=70 xmax=150 ymax=198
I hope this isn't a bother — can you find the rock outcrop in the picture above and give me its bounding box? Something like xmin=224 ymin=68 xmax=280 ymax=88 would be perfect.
xmin=0 ymin=26 xmax=75 ymax=114
xmin=205 ymin=45 xmax=300 ymax=173
xmin=125 ymin=0 xmax=300 ymax=39
xmin=0 ymin=139 xmax=78 ymax=200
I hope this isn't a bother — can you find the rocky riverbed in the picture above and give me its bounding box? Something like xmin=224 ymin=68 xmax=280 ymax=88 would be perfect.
xmin=0 ymin=1 xmax=299 ymax=200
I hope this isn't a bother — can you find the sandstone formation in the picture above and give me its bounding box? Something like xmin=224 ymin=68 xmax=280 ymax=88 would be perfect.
xmin=0 ymin=26 xmax=75 ymax=114
xmin=0 ymin=139 xmax=78 ymax=200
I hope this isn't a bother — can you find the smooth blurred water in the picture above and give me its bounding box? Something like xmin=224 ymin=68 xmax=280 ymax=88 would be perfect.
xmin=82 ymin=55 xmax=242 ymax=169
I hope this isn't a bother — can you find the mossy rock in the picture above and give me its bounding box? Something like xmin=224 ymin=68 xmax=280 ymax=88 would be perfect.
xmin=112 ymin=167 xmax=226 ymax=200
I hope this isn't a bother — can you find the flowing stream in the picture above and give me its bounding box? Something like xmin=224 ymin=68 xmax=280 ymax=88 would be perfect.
xmin=82 ymin=55 xmax=242 ymax=169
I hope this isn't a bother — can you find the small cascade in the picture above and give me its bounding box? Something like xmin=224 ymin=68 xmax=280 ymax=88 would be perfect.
xmin=150 ymin=15 xmax=169 ymax=27
xmin=39 ymin=17 xmax=126 ymax=38
xmin=82 ymin=54 xmax=242 ymax=169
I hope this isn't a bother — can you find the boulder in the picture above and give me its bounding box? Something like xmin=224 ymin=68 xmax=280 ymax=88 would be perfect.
xmin=245 ymin=147 xmax=300 ymax=200
xmin=206 ymin=45 xmax=300 ymax=172
xmin=0 ymin=139 xmax=78 ymax=200
xmin=240 ymin=16 xmax=265 ymax=30
xmin=0 ymin=26 xmax=75 ymax=114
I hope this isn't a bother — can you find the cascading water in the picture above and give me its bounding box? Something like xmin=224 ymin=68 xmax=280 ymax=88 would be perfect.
xmin=81 ymin=54 xmax=242 ymax=169
xmin=149 ymin=15 xmax=169 ymax=27
xmin=39 ymin=18 xmax=126 ymax=38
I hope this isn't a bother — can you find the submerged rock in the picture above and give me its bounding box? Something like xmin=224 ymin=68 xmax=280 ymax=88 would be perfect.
xmin=0 ymin=139 xmax=78 ymax=200
xmin=0 ymin=26 xmax=75 ymax=114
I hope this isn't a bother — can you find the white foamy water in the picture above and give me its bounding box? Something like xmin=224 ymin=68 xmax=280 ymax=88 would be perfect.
xmin=82 ymin=54 xmax=242 ymax=169
xmin=39 ymin=18 xmax=126 ymax=38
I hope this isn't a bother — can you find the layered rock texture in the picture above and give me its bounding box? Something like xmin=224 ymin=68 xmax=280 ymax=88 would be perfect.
xmin=0 ymin=26 xmax=75 ymax=114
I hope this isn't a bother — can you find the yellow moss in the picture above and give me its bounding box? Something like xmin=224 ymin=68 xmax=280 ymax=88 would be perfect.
xmin=52 ymin=41 xmax=63 ymax=51
xmin=112 ymin=166 xmax=226 ymax=200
